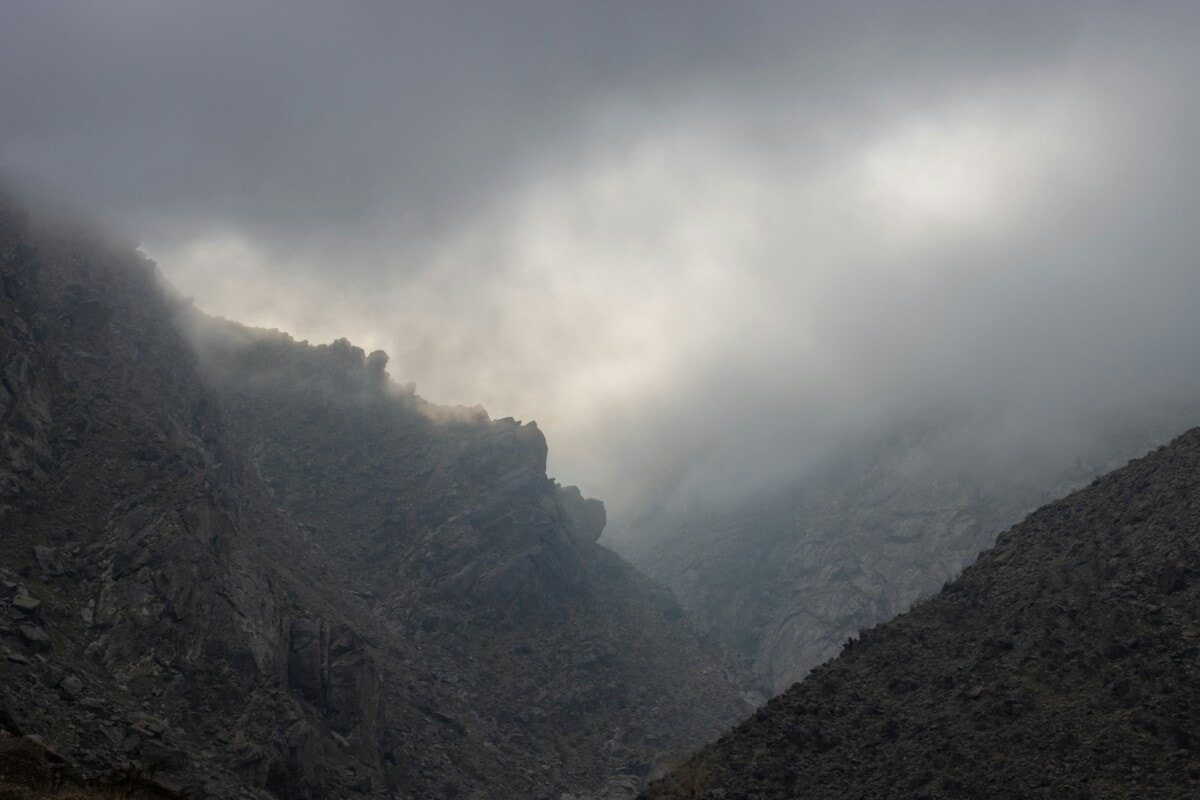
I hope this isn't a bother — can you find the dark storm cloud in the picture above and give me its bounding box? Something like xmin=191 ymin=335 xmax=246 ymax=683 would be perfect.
xmin=4 ymin=2 xmax=1200 ymax=511
xmin=0 ymin=2 xmax=1108 ymax=251
xmin=2 ymin=1 xmax=790 ymax=248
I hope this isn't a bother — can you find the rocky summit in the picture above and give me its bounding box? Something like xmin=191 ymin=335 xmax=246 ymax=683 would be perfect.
xmin=642 ymin=426 xmax=1200 ymax=799
xmin=0 ymin=193 xmax=751 ymax=799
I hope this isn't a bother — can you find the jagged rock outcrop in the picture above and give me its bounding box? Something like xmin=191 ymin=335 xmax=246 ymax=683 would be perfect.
xmin=642 ymin=427 xmax=1200 ymax=799
xmin=558 ymin=485 xmax=608 ymax=546
xmin=0 ymin=192 xmax=751 ymax=799
xmin=608 ymin=414 xmax=1194 ymax=693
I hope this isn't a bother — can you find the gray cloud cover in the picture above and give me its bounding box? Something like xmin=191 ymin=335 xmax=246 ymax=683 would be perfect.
xmin=4 ymin=1 xmax=1200 ymax=510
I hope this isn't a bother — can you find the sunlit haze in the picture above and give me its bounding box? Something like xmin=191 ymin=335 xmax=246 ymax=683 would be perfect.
xmin=4 ymin=2 xmax=1199 ymax=511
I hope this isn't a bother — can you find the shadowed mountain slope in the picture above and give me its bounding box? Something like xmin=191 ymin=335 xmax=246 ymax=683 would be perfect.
xmin=642 ymin=427 xmax=1200 ymax=799
xmin=0 ymin=193 xmax=749 ymax=800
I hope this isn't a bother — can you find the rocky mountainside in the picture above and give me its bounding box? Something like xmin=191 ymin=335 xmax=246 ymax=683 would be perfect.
xmin=642 ymin=426 xmax=1200 ymax=799
xmin=0 ymin=193 xmax=751 ymax=799
xmin=608 ymin=413 xmax=1194 ymax=693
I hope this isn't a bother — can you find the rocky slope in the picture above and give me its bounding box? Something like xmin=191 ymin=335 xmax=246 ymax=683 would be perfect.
xmin=0 ymin=192 xmax=750 ymax=799
xmin=608 ymin=413 xmax=1194 ymax=693
xmin=642 ymin=426 xmax=1200 ymax=799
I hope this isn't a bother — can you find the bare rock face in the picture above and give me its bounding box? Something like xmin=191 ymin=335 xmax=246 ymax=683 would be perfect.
xmin=558 ymin=484 xmax=608 ymax=546
xmin=287 ymin=619 xmax=325 ymax=705
xmin=286 ymin=618 xmax=382 ymax=743
xmin=0 ymin=242 xmax=54 ymax=503
xmin=0 ymin=191 xmax=750 ymax=799
xmin=643 ymin=427 xmax=1200 ymax=799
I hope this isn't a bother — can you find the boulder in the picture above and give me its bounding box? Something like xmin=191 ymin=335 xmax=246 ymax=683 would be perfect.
xmin=11 ymin=595 xmax=40 ymax=615
xmin=58 ymin=675 xmax=83 ymax=699
xmin=31 ymin=546 xmax=62 ymax=577
xmin=18 ymin=624 xmax=50 ymax=652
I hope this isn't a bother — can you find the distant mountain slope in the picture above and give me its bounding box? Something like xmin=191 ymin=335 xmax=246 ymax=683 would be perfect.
xmin=642 ymin=427 xmax=1200 ymax=799
xmin=0 ymin=192 xmax=749 ymax=799
xmin=608 ymin=411 xmax=1194 ymax=693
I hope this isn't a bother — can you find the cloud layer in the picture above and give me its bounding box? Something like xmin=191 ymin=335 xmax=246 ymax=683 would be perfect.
xmin=4 ymin=2 xmax=1200 ymax=510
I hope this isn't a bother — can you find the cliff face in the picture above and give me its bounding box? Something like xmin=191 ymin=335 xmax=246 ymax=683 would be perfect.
xmin=642 ymin=427 xmax=1200 ymax=799
xmin=609 ymin=415 xmax=1192 ymax=694
xmin=0 ymin=195 xmax=749 ymax=800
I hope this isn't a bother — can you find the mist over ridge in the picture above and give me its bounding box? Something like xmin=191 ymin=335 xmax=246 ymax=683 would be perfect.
xmin=4 ymin=2 xmax=1200 ymax=516
xmin=5 ymin=6 xmax=1200 ymax=798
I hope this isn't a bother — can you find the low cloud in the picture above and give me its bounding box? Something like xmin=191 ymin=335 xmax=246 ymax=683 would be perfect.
xmin=5 ymin=3 xmax=1200 ymax=512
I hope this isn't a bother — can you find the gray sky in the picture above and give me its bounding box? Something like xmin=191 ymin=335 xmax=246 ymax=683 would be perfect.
xmin=4 ymin=2 xmax=1200 ymax=510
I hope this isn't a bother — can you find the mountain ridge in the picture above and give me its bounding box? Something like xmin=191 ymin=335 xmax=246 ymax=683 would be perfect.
xmin=607 ymin=406 xmax=1194 ymax=693
xmin=0 ymin=192 xmax=751 ymax=799
xmin=641 ymin=425 xmax=1200 ymax=799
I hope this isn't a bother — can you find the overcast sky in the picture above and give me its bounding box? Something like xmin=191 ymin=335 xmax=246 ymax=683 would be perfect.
xmin=4 ymin=2 xmax=1200 ymax=511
